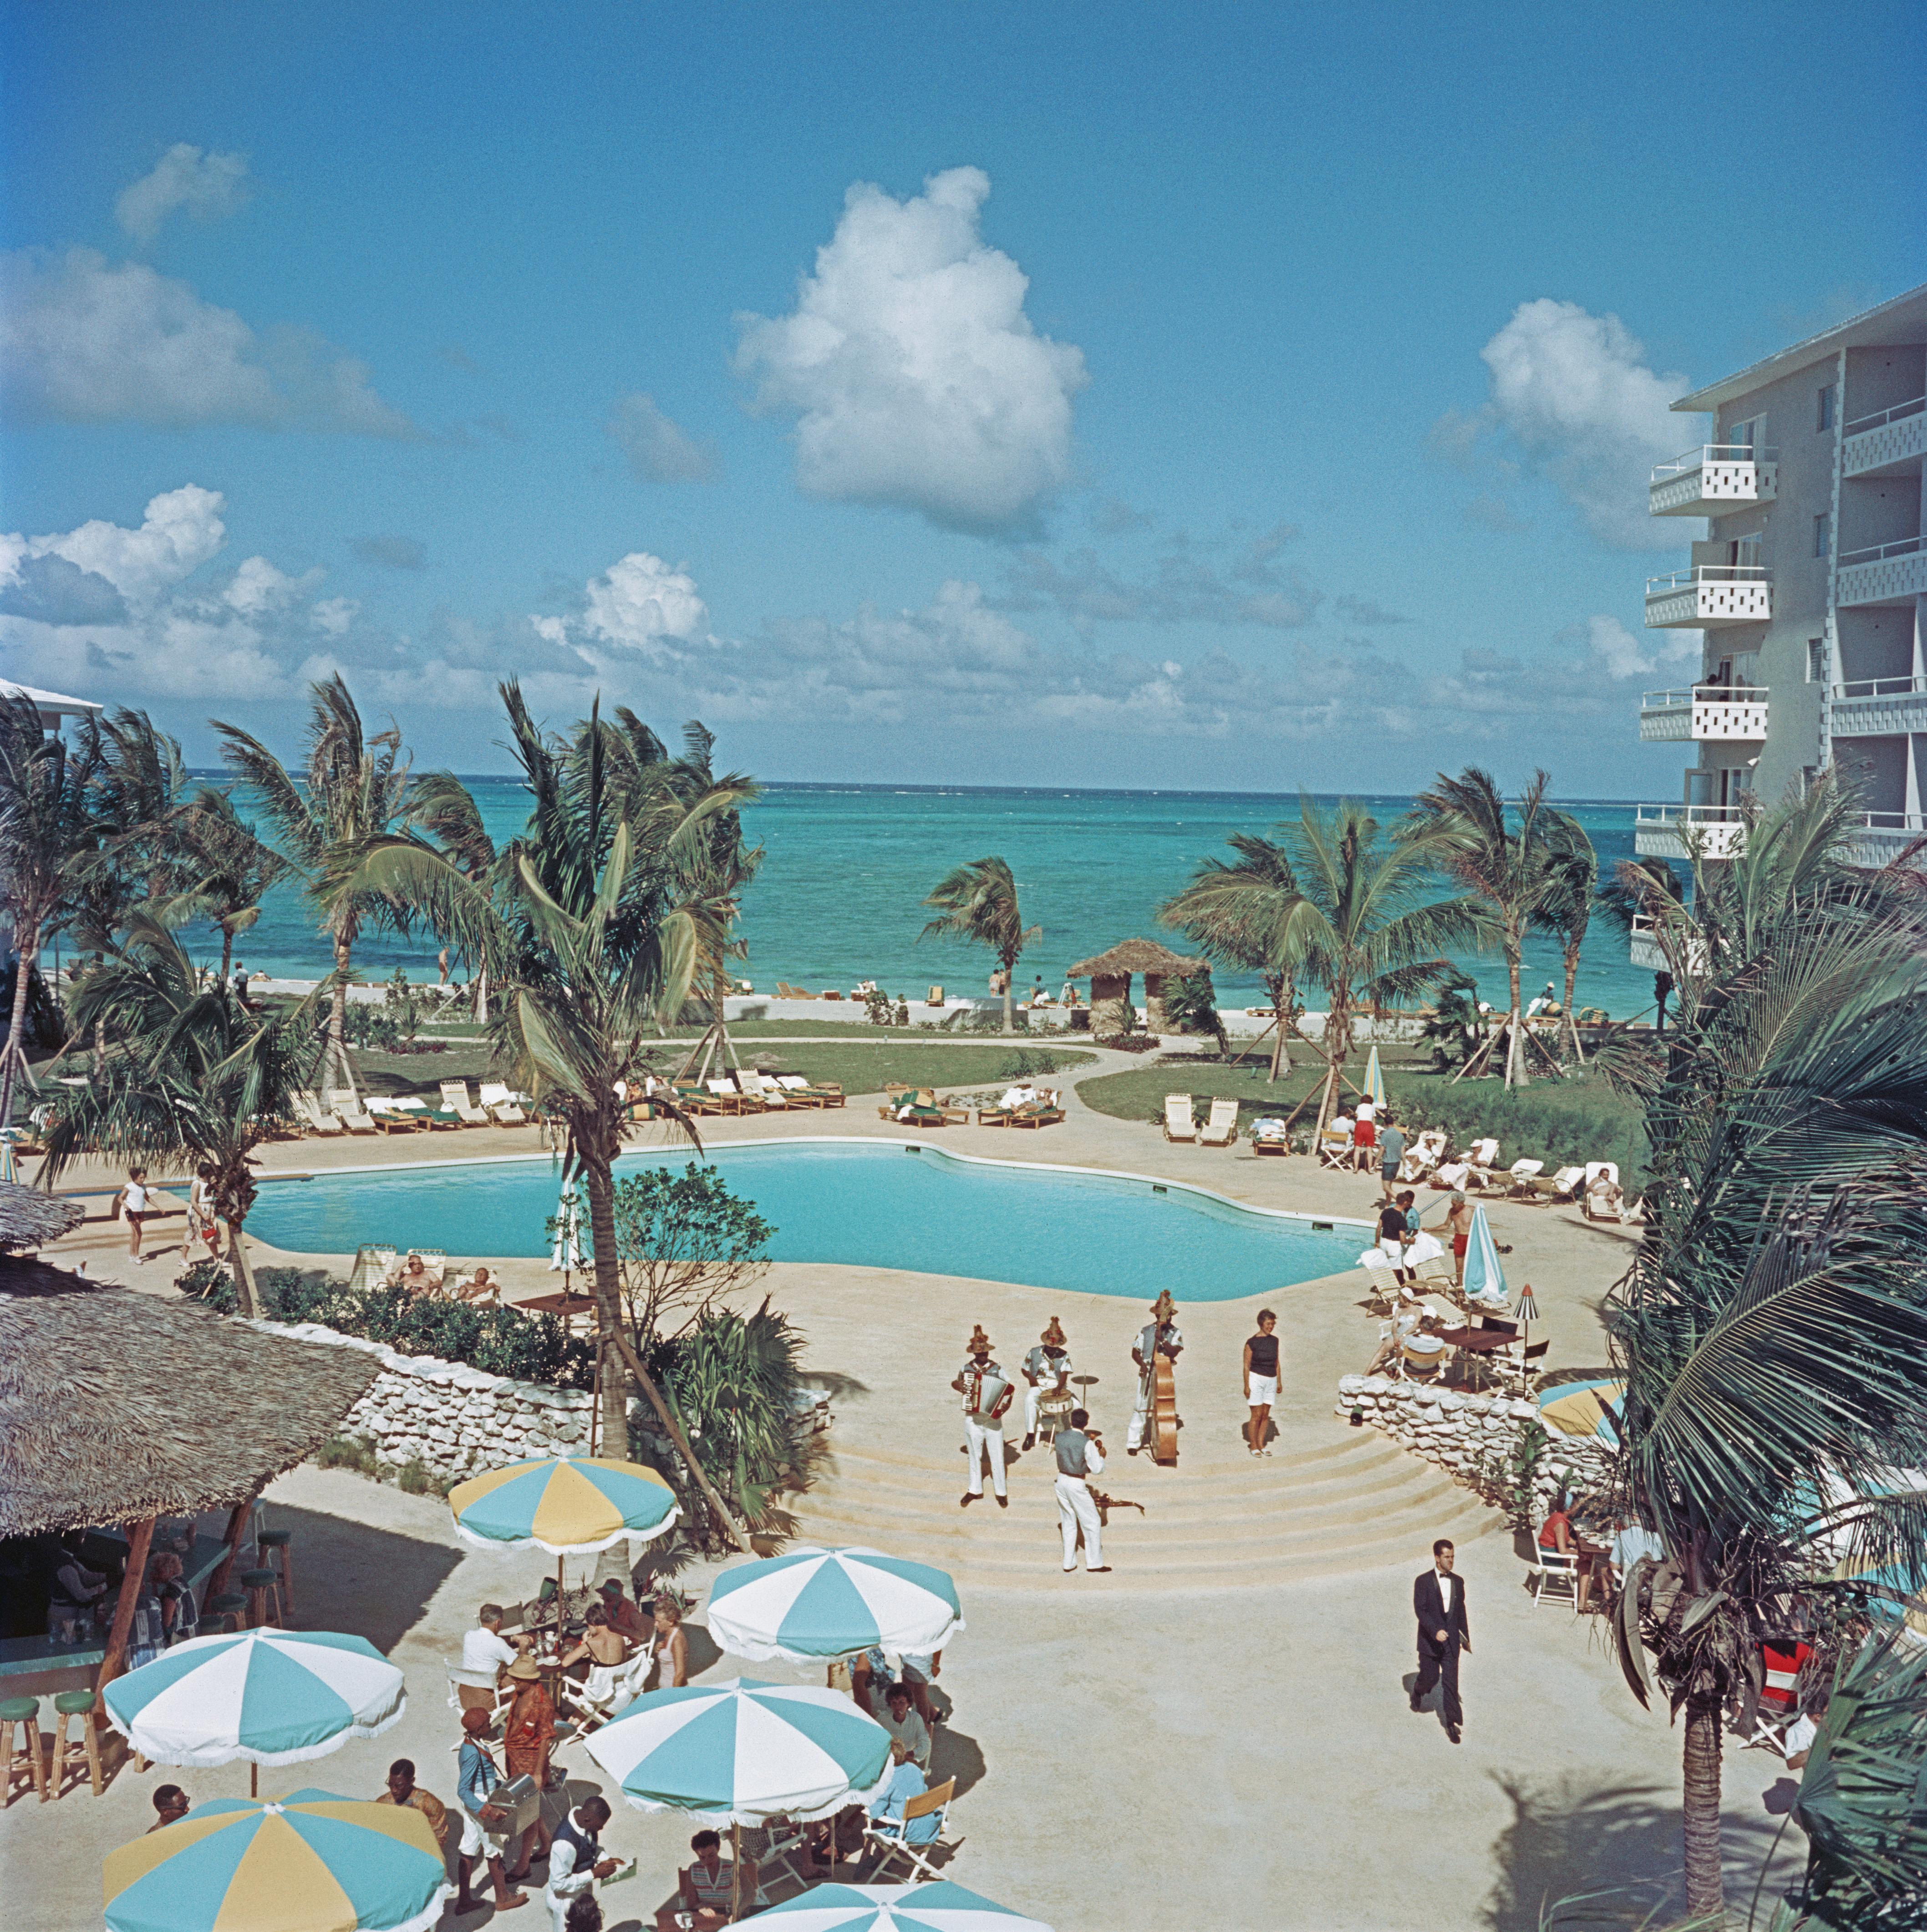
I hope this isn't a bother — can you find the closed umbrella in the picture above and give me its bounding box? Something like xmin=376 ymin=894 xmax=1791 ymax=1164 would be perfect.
xmin=1363 ymin=1044 xmax=1386 ymax=1110
xmin=706 ymin=1547 xmax=964 ymax=1664
xmin=102 ymin=1630 xmax=405 ymax=1789
xmin=752 ymin=1881 xmax=1053 ymax=1932
xmin=584 ymin=1676 xmax=895 ymax=1924
xmin=103 ymin=1790 xmax=451 ymax=1932
xmin=1460 ymin=1205 xmax=1508 ymax=1309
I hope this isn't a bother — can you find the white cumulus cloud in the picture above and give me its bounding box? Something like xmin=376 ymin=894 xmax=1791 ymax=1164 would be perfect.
xmin=116 ymin=143 xmax=250 ymax=245
xmin=1469 ymin=298 xmax=1699 ymax=548
xmin=0 ymin=248 xmax=420 ymax=437
xmin=734 ymin=166 xmax=1088 ymax=533
xmin=580 ymin=553 xmax=710 ymax=656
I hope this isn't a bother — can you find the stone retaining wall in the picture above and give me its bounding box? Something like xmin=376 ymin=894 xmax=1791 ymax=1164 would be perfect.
xmin=1335 ymin=1373 xmax=1615 ymax=1514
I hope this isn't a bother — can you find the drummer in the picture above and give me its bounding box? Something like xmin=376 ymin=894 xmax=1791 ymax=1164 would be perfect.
xmin=950 ymin=1325 xmax=1011 ymax=1509
xmin=1020 ymin=1316 xmax=1074 ymax=1451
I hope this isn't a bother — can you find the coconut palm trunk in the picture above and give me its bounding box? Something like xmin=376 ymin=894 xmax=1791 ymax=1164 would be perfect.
xmin=0 ymin=915 xmax=41 ymax=1129
xmin=1504 ymin=948 xmax=1525 ymax=1088
xmin=578 ymin=1132 xmax=630 ymax=1454
xmin=330 ymin=922 xmax=357 ymax=1096
xmin=1001 ymin=952 xmax=1016 ymax=1032
xmin=1561 ymin=940 xmax=1585 ymax=1065
xmin=1681 ymin=1700 xmax=1725 ymax=1917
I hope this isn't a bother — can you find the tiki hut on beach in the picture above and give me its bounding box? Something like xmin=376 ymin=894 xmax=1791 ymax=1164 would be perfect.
xmin=0 ymin=1183 xmax=82 ymax=1253
xmin=1066 ymin=938 xmax=1207 ymax=1035
xmin=0 ymin=1200 xmax=379 ymax=1691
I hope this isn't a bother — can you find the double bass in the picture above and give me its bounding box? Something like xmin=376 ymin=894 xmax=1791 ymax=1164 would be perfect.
xmin=1151 ymin=1349 xmax=1179 ymax=1466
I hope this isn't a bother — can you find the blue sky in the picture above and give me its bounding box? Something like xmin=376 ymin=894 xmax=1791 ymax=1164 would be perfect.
xmin=3 ymin=2 xmax=1921 ymax=794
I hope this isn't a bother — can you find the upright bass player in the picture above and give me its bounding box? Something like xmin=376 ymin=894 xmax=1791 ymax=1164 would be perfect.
xmin=1126 ymin=1290 xmax=1183 ymax=1459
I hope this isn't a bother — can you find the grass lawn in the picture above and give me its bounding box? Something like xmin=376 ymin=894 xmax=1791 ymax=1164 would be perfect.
xmin=1081 ymin=1055 xmax=1650 ymax=1190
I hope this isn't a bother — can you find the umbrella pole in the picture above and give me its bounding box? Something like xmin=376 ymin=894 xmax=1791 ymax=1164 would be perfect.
xmin=250 ymin=1762 xmax=258 ymax=1798
xmin=731 ymin=1820 xmax=742 ymax=1923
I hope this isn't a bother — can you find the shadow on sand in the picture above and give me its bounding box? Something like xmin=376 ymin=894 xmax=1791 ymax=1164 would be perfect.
xmin=267 ymin=1501 xmax=463 ymax=1653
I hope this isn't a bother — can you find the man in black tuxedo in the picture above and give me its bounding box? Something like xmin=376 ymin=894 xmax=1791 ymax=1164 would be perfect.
xmin=1411 ymin=1537 xmax=1470 ymax=1743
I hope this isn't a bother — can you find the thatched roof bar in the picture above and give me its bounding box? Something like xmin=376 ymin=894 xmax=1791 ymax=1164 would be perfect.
xmin=0 ymin=1256 xmax=380 ymax=1537
xmin=1065 ymin=939 xmax=1207 ymax=979
xmin=0 ymin=1180 xmax=83 ymax=1252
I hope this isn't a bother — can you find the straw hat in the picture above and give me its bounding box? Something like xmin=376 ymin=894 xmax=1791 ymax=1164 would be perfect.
xmin=1149 ymin=1290 xmax=1178 ymax=1320
xmin=506 ymin=1655 xmax=542 ymax=1681
xmin=966 ymin=1324 xmax=993 ymax=1355
xmin=1041 ymin=1316 xmax=1068 ymax=1347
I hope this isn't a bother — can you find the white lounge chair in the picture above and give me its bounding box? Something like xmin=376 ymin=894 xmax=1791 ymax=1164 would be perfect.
xmin=1507 ymin=1158 xmax=1545 ymax=1195
xmin=294 ymin=1090 xmax=346 ymax=1136
xmin=439 ymin=1081 xmax=492 ymax=1127
xmin=327 ymin=1088 xmax=380 ymax=1135
xmin=1199 ymin=1097 xmax=1239 ymax=1146
xmin=477 ymin=1082 xmax=528 ymax=1126
xmin=1163 ymin=1094 xmax=1198 ymax=1142
xmin=1462 ymin=1138 xmax=1501 ymax=1187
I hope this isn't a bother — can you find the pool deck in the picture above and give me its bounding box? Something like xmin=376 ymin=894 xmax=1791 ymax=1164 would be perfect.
xmin=18 ymin=1054 xmax=1805 ymax=1929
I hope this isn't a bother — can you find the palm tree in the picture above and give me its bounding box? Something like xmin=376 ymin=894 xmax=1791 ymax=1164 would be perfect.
xmin=38 ymin=916 xmax=321 ymax=1318
xmin=920 ymin=856 xmax=1038 ymax=1032
xmin=1408 ymin=767 xmax=1562 ymax=1087
xmin=1530 ymin=812 xmax=1598 ymax=1063
xmin=1602 ymin=826 xmax=1927 ymax=1919
xmin=0 ymin=693 xmax=102 ymax=1127
xmin=1160 ymin=832 xmax=1303 ymax=1081
xmin=407 ymin=770 xmax=502 ymax=1019
xmin=214 ymin=675 xmax=414 ymax=1096
xmin=163 ymin=786 xmax=295 ymax=981
xmin=88 ymin=708 xmax=193 ymax=900
xmin=333 ymin=683 xmax=759 ymax=1546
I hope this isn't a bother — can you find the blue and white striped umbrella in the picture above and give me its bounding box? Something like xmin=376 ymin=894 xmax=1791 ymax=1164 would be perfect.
xmin=1460 ymin=1203 xmax=1509 ymax=1308
xmin=707 ymin=1546 xmax=964 ymax=1663
xmin=581 ymin=1676 xmax=893 ymax=1824
xmin=753 ymin=1883 xmax=1053 ymax=1932
xmin=102 ymin=1629 xmax=406 ymax=1769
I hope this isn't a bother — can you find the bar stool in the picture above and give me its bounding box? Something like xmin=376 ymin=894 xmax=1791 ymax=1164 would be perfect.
xmin=239 ymin=1568 xmax=283 ymax=1629
xmin=50 ymin=1690 xmax=102 ymax=1799
xmin=203 ymin=1592 xmax=249 ymax=1633
xmin=1 ymin=1696 xmax=46 ymax=1805
xmin=256 ymin=1528 xmax=295 ymax=1623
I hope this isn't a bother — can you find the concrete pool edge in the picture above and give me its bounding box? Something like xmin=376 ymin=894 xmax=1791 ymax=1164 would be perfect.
xmin=246 ymin=1134 xmax=1378 ymax=1237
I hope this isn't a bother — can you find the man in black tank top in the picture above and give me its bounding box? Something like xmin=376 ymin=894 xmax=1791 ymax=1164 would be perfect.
xmin=1243 ymin=1310 xmax=1281 ymax=1457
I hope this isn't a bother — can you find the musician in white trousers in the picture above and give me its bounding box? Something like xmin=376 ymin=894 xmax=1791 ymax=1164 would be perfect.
xmin=1126 ymin=1290 xmax=1184 ymax=1454
xmin=951 ymin=1324 xmax=1011 ymax=1508
xmin=1053 ymin=1409 xmax=1109 ymax=1573
xmin=1020 ymin=1315 xmax=1073 ymax=1449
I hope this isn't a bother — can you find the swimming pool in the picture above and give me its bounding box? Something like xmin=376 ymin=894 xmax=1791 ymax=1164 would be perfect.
xmin=246 ymin=1140 xmax=1369 ymax=1302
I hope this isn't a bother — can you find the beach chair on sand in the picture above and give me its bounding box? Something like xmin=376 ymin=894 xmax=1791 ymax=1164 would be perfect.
xmin=1536 ymin=1165 xmax=1586 ymax=1202
xmin=327 ymin=1089 xmax=380 ymax=1135
xmin=1317 ymin=1126 xmax=1353 ymax=1170
xmin=1163 ymin=1095 xmax=1198 ymax=1142
xmin=926 ymin=985 xmax=945 ymax=1007
xmin=348 ymin=1244 xmax=399 ymax=1294
xmin=295 ymin=1090 xmax=346 ymax=1137
xmin=439 ymin=1081 xmax=492 ymax=1127
xmin=864 ymin=1778 xmax=959 ymax=1883
xmin=477 ymin=1082 xmax=529 ymax=1126
xmin=1505 ymin=1158 xmax=1546 ymax=1198
xmin=1462 ymin=1138 xmax=1501 ymax=1188
xmin=1199 ymin=1097 xmax=1239 ymax=1146
xmin=1004 ymin=1094 xmax=1064 ymax=1129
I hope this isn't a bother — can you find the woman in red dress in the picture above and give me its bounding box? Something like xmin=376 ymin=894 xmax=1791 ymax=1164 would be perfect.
xmin=500 ymin=1656 xmax=556 ymax=1876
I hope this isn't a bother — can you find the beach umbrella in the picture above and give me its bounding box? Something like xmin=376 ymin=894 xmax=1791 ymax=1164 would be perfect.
xmin=448 ymin=1453 xmax=680 ymax=1556
xmin=1363 ymin=1044 xmax=1386 ymax=1109
xmin=103 ymin=1789 xmax=451 ymax=1932
xmin=1538 ymin=1377 xmax=1625 ymax=1447
xmin=1459 ymin=1205 xmax=1508 ymax=1308
xmin=102 ymin=1630 xmax=406 ymax=1777
xmin=751 ymin=1881 xmax=1054 ymax=1932
xmin=549 ymin=1179 xmax=585 ymax=1272
xmin=707 ymin=1546 xmax=964 ymax=1664
xmin=1514 ymin=1282 xmax=1541 ymax=1351
xmin=583 ymin=1676 xmax=894 ymax=1824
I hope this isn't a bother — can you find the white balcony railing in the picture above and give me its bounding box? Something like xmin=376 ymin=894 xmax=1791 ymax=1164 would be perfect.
xmin=1637 ymin=684 xmax=1769 ymax=744
xmin=1840 ymin=812 xmax=1927 ymax=871
xmin=1644 ymin=565 xmax=1772 ymax=629
xmin=1634 ymin=803 xmax=1749 ymax=860
xmin=1628 ymin=912 xmax=1709 ymax=974
xmin=1839 ymin=533 xmax=1927 ymax=568
xmin=1843 ymin=396 xmax=1926 ymax=437
xmin=1843 ymin=397 xmax=1927 ymax=480
xmin=1648 ymin=444 xmax=1779 ymax=518
xmin=1836 ymin=534 xmax=1927 ymax=610
xmin=1831 ymin=673 xmax=1927 ymax=701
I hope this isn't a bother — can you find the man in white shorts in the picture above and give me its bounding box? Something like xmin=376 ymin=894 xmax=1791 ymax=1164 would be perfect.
xmin=1243 ymin=1309 xmax=1281 ymax=1458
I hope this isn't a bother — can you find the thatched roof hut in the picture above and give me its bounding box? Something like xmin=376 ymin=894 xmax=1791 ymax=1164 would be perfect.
xmin=0 ymin=1255 xmax=380 ymax=1538
xmin=0 ymin=1180 xmax=82 ymax=1253
xmin=1065 ymin=939 xmax=1207 ymax=1030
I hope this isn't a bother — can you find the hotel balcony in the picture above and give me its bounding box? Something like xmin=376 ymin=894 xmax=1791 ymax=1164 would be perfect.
xmin=1634 ymin=803 xmax=1747 ymax=861
xmin=1644 ymin=565 xmax=1772 ymax=629
xmin=1638 ymin=684 xmax=1769 ymax=744
xmin=1840 ymin=811 xmax=1927 ymax=872
xmin=1829 ymin=674 xmax=1927 ymax=737
xmin=1649 ymin=444 xmax=1779 ymax=517
xmin=1842 ymin=396 xmax=1926 ymax=479
xmin=1628 ymin=912 xmax=1708 ymax=976
xmin=1835 ymin=533 xmax=1927 ymax=608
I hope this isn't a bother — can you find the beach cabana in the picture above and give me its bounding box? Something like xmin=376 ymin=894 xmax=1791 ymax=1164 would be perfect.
xmin=1065 ymin=940 xmax=1207 ymax=1035
xmin=0 ymin=1197 xmax=379 ymax=1700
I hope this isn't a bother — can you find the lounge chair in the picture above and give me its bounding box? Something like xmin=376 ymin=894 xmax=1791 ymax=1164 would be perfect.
xmin=439 ymin=1081 xmax=493 ymax=1127
xmin=1005 ymin=1099 xmax=1064 ymax=1129
xmin=1250 ymin=1117 xmax=1289 ymax=1158
xmin=477 ymin=1082 xmax=529 ymax=1126
xmin=707 ymin=1077 xmax=751 ymax=1115
xmin=348 ymin=1244 xmax=399 ymax=1294
xmin=1199 ymin=1097 xmax=1239 ymax=1146
xmin=1583 ymin=1162 xmax=1626 ymax=1221
xmin=1506 ymin=1158 xmax=1546 ymax=1197
xmin=1542 ymin=1165 xmax=1586 ymax=1201
xmin=1163 ymin=1094 xmax=1198 ymax=1142
xmin=1398 ymin=1128 xmax=1448 ymax=1183
xmin=327 ymin=1088 xmax=380 ymax=1135
xmin=926 ymin=985 xmax=945 ymax=1006
xmin=294 ymin=1090 xmax=346 ymax=1137
xmin=1462 ymin=1138 xmax=1501 ymax=1187
xmin=365 ymin=1097 xmax=426 ymax=1135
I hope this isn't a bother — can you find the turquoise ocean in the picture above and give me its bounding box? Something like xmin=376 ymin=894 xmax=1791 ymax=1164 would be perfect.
xmin=165 ymin=780 xmax=1660 ymax=1022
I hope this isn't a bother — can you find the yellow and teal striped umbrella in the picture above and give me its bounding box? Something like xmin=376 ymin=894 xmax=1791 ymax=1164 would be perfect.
xmin=1538 ymin=1378 xmax=1625 ymax=1447
xmin=104 ymin=1790 xmax=450 ymax=1932
xmin=448 ymin=1453 xmax=681 ymax=1556
xmin=1363 ymin=1045 xmax=1386 ymax=1109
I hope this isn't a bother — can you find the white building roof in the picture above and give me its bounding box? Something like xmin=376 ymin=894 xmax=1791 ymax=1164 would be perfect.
xmin=1673 ymin=281 xmax=1927 ymax=413
xmin=0 ymin=681 xmax=103 ymax=722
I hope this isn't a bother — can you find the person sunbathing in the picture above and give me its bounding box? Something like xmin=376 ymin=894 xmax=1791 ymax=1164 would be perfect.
xmin=389 ymin=1252 xmax=441 ymax=1296
xmin=455 ymin=1265 xmax=498 ymax=1304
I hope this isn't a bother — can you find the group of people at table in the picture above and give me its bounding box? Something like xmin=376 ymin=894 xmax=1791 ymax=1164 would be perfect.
xmin=440 ymin=1586 xmax=942 ymax=1925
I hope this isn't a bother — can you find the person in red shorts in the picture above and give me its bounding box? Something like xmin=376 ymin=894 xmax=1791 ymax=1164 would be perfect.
xmin=1444 ymin=1191 xmax=1473 ymax=1285
xmin=1353 ymin=1095 xmax=1378 ymax=1173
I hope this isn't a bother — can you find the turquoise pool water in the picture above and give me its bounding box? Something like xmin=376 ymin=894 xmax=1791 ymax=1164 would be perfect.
xmin=248 ymin=1140 xmax=1369 ymax=1301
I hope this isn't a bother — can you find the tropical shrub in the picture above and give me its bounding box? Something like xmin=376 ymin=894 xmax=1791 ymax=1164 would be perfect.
xmin=608 ymin=1163 xmax=774 ymax=1347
